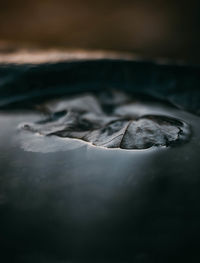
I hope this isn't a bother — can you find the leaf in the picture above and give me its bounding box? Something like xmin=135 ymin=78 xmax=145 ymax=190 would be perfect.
xmin=20 ymin=90 xmax=191 ymax=150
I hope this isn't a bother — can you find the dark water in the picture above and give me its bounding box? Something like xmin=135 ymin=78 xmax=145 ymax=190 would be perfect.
xmin=0 ymin=102 xmax=200 ymax=263
xmin=0 ymin=55 xmax=200 ymax=262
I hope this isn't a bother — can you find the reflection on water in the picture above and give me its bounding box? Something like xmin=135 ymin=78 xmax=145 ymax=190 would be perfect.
xmin=0 ymin=100 xmax=200 ymax=262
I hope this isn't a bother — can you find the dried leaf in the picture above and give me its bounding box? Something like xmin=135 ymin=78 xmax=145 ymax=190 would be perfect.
xmin=20 ymin=91 xmax=191 ymax=150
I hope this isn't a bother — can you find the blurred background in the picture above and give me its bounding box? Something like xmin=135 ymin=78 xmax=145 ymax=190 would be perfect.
xmin=0 ymin=0 xmax=200 ymax=62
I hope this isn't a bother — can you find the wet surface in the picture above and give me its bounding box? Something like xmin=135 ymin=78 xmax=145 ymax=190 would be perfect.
xmin=0 ymin=53 xmax=200 ymax=262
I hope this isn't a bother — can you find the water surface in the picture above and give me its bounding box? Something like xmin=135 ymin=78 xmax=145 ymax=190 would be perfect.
xmin=0 ymin=98 xmax=200 ymax=263
xmin=0 ymin=54 xmax=200 ymax=262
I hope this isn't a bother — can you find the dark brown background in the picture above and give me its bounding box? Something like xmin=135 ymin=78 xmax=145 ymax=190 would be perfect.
xmin=0 ymin=0 xmax=200 ymax=62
